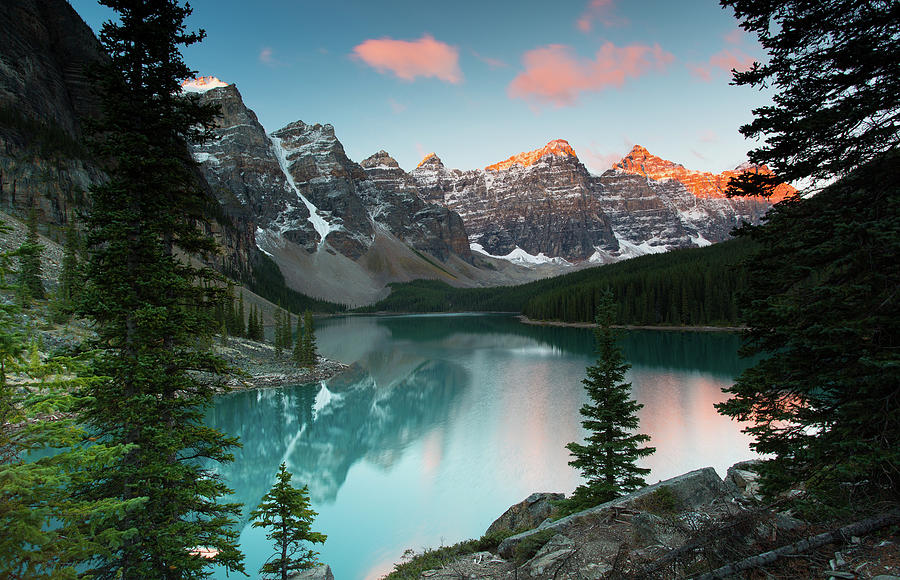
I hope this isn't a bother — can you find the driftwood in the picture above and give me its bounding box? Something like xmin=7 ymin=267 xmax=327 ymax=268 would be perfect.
xmin=689 ymin=510 xmax=900 ymax=580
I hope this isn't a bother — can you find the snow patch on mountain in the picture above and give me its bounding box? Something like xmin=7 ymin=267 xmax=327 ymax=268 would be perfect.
xmin=181 ymin=76 xmax=229 ymax=93
xmin=471 ymin=243 xmax=572 ymax=267
xmin=269 ymin=134 xmax=339 ymax=245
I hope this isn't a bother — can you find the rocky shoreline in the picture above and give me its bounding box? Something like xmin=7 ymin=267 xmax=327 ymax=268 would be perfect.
xmin=211 ymin=336 xmax=349 ymax=391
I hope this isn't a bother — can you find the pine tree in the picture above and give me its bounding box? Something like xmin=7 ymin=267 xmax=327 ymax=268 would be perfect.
xmin=721 ymin=0 xmax=898 ymax=195
xmin=300 ymin=310 xmax=317 ymax=367
xmin=250 ymin=463 xmax=326 ymax=580
xmin=0 ymin=222 xmax=141 ymax=577
xmin=50 ymin=220 xmax=84 ymax=323
xmin=76 ymin=0 xmax=244 ymax=576
xmin=281 ymin=309 xmax=293 ymax=353
xmin=565 ymin=290 xmax=655 ymax=508
xmin=716 ymin=0 xmax=900 ymax=512
xmin=273 ymin=309 xmax=284 ymax=353
xmin=17 ymin=209 xmax=45 ymax=304
xmin=238 ymin=291 xmax=246 ymax=337
xmin=292 ymin=317 xmax=304 ymax=366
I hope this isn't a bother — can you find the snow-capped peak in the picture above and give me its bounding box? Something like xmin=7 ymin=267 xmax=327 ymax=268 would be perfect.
xmin=181 ymin=76 xmax=229 ymax=93
xmin=484 ymin=139 xmax=577 ymax=172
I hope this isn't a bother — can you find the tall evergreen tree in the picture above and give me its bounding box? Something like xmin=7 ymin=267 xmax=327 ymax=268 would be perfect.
xmin=50 ymin=220 xmax=85 ymax=323
xmin=273 ymin=309 xmax=284 ymax=353
xmin=721 ymin=0 xmax=898 ymax=196
xmin=281 ymin=309 xmax=293 ymax=353
xmin=17 ymin=209 xmax=45 ymax=304
xmin=0 ymin=222 xmax=141 ymax=577
xmin=300 ymin=310 xmax=317 ymax=367
xmin=566 ymin=290 xmax=655 ymax=507
xmin=717 ymin=0 xmax=900 ymax=511
xmin=77 ymin=0 xmax=244 ymax=576
xmin=237 ymin=291 xmax=246 ymax=337
xmin=250 ymin=463 xmax=326 ymax=580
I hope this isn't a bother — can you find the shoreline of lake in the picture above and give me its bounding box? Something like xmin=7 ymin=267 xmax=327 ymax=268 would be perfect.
xmin=517 ymin=314 xmax=745 ymax=332
xmin=212 ymin=336 xmax=349 ymax=392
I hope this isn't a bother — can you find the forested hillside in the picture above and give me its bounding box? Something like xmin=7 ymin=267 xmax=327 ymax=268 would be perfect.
xmin=357 ymin=237 xmax=756 ymax=326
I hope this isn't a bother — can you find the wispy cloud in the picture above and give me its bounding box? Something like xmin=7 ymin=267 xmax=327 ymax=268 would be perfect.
xmin=352 ymin=34 xmax=462 ymax=83
xmin=388 ymin=98 xmax=407 ymax=114
xmin=259 ymin=47 xmax=280 ymax=67
xmin=690 ymin=48 xmax=755 ymax=81
xmin=508 ymin=43 xmax=674 ymax=107
xmin=471 ymin=49 xmax=508 ymax=70
xmin=724 ymin=28 xmax=744 ymax=45
xmin=576 ymin=0 xmax=627 ymax=32
xmin=581 ymin=140 xmax=634 ymax=173
xmin=698 ymin=129 xmax=718 ymax=143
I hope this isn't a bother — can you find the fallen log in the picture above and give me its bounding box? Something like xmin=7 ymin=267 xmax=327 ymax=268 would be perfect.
xmin=689 ymin=510 xmax=900 ymax=580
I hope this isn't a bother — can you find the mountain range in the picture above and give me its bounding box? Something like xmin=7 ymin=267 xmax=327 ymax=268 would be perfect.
xmin=0 ymin=0 xmax=793 ymax=307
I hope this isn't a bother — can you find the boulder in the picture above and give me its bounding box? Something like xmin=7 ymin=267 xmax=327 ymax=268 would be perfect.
xmin=526 ymin=534 xmax=575 ymax=577
xmin=288 ymin=564 xmax=334 ymax=580
xmin=499 ymin=468 xmax=728 ymax=559
xmin=725 ymin=459 xmax=763 ymax=500
xmin=486 ymin=492 xmax=564 ymax=536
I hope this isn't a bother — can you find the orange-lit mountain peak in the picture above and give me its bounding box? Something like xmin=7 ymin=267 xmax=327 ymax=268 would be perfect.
xmin=614 ymin=145 xmax=794 ymax=202
xmin=485 ymin=139 xmax=577 ymax=172
xmin=181 ymin=76 xmax=229 ymax=93
xmin=416 ymin=152 xmax=439 ymax=168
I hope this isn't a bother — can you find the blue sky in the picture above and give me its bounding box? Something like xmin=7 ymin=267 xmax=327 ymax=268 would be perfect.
xmin=68 ymin=0 xmax=769 ymax=174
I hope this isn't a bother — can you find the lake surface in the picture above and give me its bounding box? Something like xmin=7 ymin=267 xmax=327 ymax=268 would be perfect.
xmin=205 ymin=314 xmax=756 ymax=579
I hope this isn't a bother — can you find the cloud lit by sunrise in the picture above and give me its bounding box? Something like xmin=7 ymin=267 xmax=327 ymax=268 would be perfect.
xmin=352 ymin=34 xmax=462 ymax=83
xmin=508 ymin=42 xmax=674 ymax=107
xmin=690 ymin=48 xmax=756 ymax=81
xmin=576 ymin=0 xmax=625 ymax=32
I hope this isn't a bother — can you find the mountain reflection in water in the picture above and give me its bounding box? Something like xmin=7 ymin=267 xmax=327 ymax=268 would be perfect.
xmin=205 ymin=314 xmax=755 ymax=580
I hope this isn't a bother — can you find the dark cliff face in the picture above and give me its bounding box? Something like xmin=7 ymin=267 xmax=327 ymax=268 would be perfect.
xmin=359 ymin=150 xmax=471 ymax=261
xmin=270 ymin=120 xmax=374 ymax=259
xmin=0 ymin=0 xmax=256 ymax=276
xmin=0 ymin=0 xmax=106 ymax=225
xmin=0 ymin=0 xmax=103 ymax=138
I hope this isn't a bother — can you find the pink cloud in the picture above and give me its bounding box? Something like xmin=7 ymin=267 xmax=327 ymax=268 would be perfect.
xmin=724 ymin=28 xmax=744 ymax=45
xmin=259 ymin=47 xmax=276 ymax=66
xmin=508 ymin=43 xmax=674 ymax=107
xmin=471 ymin=50 xmax=508 ymax=69
xmin=351 ymin=34 xmax=462 ymax=83
xmin=698 ymin=129 xmax=718 ymax=143
xmin=577 ymin=0 xmax=626 ymax=32
xmin=582 ymin=140 xmax=634 ymax=173
xmin=690 ymin=48 xmax=755 ymax=82
xmin=710 ymin=48 xmax=755 ymax=73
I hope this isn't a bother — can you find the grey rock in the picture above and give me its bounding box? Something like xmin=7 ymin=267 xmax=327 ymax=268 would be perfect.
xmin=410 ymin=142 xmax=778 ymax=264
xmin=288 ymin=564 xmax=334 ymax=580
xmin=485 ymin=492 xmax=564 ymax=536
xmin=499 ymin=467 xmax=727 ymax=559
xmin=632 ymin=512 xmax=664 ymax=547
xmin=527 ymin=534 xmax=575 ymax=577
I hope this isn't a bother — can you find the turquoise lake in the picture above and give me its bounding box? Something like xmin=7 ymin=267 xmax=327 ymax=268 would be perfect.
xmin=205 ymin=313 xmax=756 ymax=579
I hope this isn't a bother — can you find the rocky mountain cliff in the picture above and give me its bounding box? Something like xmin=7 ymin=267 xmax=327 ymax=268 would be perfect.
xmin=0 ymin=1 xmax=256 ymax=277
xmin=0 ymin=0 xmax=104 ymax=226
xmin=3 ymin=0 xmax=795 ymax=307
xmin=410 ymin=141 xmax=794 ymax=264
xmin=189 ymin=80 xmax=508 ymax=306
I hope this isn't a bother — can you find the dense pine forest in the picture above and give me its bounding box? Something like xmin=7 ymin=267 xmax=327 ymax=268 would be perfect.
xmin=357 ymin=237 xmax=756 ymax=326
